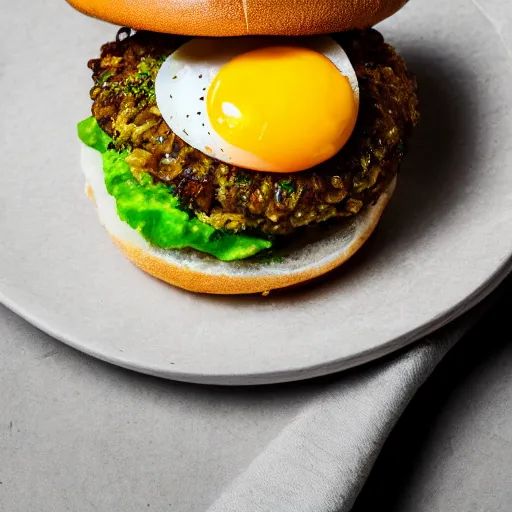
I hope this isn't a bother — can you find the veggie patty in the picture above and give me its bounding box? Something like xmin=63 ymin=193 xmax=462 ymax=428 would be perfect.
xmin=88 ymin=28 xmax=419 ymax=236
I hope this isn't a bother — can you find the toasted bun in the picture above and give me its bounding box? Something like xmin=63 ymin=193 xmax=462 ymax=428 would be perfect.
xmin=67 ymin=0 xmax=407 ymax=36
xmin=81 ymin=144 xmax=395 ymax=294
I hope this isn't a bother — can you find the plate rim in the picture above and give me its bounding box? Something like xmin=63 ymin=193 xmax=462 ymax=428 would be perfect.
xmin=1 ymin=256 xmax=510 ymax=385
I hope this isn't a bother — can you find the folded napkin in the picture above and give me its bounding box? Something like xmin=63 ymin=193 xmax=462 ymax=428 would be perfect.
xmin=208 ymin=277 xmax=508 ymax=512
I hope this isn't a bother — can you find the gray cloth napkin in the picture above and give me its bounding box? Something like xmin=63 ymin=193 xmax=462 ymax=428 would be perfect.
xmin=207 ymin=286 xmax=503 ymax=512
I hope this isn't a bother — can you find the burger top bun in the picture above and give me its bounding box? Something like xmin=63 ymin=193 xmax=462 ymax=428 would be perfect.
xmin=66 ymin=0 xmax=408 ymax=36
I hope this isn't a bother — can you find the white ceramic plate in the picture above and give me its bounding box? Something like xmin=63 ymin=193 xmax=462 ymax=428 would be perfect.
xmin=1 ymin=0 xmax=512 ymax=385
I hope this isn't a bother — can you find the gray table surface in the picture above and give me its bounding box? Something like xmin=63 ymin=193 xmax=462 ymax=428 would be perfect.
xmin=1 ymin=293 xmax=511 ymax=511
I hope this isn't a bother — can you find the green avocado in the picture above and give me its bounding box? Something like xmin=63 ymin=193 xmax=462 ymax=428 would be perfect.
xmin=77 ymin=117 xmax=271 ymax=261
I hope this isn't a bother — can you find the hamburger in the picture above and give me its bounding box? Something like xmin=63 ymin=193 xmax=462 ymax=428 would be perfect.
xmin=69 ymin=0 xmax=419 ymax=294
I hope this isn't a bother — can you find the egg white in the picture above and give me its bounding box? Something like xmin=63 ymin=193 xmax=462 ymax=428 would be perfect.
xmin=155 ymin=36 xmax=359 ymax=172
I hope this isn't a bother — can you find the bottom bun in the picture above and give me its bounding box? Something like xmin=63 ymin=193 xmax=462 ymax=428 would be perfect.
xmin=81 ymin=144 xmax=395 ymax=294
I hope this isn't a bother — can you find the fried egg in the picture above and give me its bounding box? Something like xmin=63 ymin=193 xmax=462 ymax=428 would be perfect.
xmin=155 ymin=37 xmax=359 ymax=173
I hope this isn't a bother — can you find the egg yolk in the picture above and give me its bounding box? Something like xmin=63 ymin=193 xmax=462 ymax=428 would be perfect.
xmin=206 ymin=46 xmax=358 ymax=173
